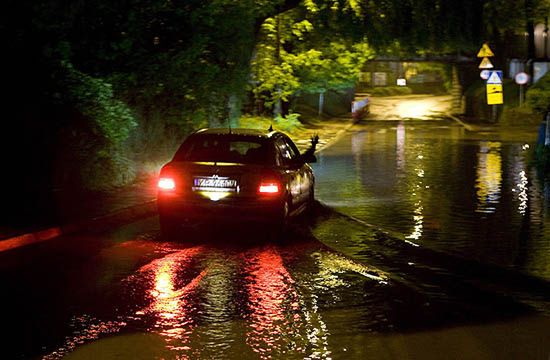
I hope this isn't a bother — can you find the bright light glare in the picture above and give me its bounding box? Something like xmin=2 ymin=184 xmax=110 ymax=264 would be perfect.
xmin=259 ymin=183 xmax=279 ymax=194
xmin=397 ymin=102 xmax=430 ymax=118
xmin=203 ymin=191 xmax=230 ymax=201
xmin=158 ymin=177 xmax=176 ymax=190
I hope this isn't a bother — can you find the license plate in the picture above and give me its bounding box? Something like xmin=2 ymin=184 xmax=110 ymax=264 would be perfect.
xmin=193 ymin=176 xmax=238 ymax=192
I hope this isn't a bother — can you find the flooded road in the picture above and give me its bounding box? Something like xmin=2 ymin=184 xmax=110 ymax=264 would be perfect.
xmin=314 ymin=120 xmax=550 ymax=281
xmin=2 ymin=117 xmax=550 ymax=359
xmin=1 ymin=214 xmax=549 ymax=359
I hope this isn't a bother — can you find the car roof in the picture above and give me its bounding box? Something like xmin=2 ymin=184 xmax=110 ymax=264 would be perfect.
xmin=193 ymin=128 xmax=280 ymax=139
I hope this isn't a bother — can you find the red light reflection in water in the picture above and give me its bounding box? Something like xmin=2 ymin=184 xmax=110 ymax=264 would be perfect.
xmin=138 ymin=247 xmax=205 ymax=354
xmin=245 ymin=246 xmax=304 ymax=358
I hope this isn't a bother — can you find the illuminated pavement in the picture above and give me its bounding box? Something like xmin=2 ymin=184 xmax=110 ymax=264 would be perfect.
xmin=368 ymin=95 xmax=453 ymax=121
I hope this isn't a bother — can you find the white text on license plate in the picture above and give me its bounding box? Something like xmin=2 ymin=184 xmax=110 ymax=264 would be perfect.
xmin=194 ymin=177 xmax=237 ymax=191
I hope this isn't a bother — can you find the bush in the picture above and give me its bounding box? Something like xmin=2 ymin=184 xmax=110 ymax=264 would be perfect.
xmin=527 ymin=88 xmax=550 ymax=113
xmin=53 ymin=61 xmax=138 ymax=190
xmin=274 ymin=113 xmax=303 ymax=132
xmin=527 ymin=72 xmax=550 ymax=114
xmin=240 ymin=113 xmax=304 ymax=134
xmin=500 ymin=106 xmax=541 ymax=126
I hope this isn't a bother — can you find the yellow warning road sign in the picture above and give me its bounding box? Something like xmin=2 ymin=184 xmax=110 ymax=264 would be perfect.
xmin=487 ymin=84 xmax=503 ymax=105
xmin=477 ymin=43 xmax=494 ymax=58
xmin=478 ymin=57 xmax=494 ymax=69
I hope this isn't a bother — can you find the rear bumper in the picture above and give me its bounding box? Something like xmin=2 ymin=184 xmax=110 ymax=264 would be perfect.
xmin=158 ymin=195 xmax=284 ymax=226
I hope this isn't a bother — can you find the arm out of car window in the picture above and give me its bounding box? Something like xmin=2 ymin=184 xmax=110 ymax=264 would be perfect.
xmin=300 ymin=134 xmax=318 ymax=163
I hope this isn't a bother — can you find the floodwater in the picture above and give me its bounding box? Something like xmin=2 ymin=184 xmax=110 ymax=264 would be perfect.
xmin=3 ymin=120 xmax=550 ymax=359
xmin=27 ymin=228 xmax=547 ymax=360
xmin=314 ymin=120 xmax=550 ymax=281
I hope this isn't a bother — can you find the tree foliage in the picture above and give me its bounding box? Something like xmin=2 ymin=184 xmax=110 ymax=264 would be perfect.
xmin=5 ymin=0 xmax=539 ymax=192
xmin=527 ymin=72 xmax=550 ymax=113
xmin=251 ymin=6 xmax=374 ymax=110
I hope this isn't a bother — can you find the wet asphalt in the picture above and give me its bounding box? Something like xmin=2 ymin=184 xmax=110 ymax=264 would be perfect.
xmin=2 ymin=119 xmax=550 ymax=359
xmin=1 ymin=208 xmax=549 ymax=359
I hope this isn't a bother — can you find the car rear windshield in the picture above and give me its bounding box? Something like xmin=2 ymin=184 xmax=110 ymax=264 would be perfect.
xmin=173 ymin=135 xmax=274 ymax=165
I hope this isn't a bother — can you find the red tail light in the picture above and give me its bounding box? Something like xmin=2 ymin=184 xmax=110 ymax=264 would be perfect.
xmin=259 ymin=181 xmax=280 ymax=194
xmin=158 ymin=177 xmax=176 ymax=191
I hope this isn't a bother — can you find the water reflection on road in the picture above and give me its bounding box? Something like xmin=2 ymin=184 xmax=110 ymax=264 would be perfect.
xmin=26 ymin=217 xmax=547 ymax=360
xmin=314 ymin=121 xmax=550 ymax=281
xmin=47 ymin=234 xmax=392 ymax=359
xmin=19 ymin=119 xmax=550 ymax=359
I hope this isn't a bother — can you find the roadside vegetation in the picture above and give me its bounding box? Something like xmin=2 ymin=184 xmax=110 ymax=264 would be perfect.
xmin=463 ymin=71 xmax=550 ymax=172
xmin=5 ymin=0 xmax=550 ymax=196
xmin=526 ymin=72 xmax=550 ymax=114
xmin=528 ymin=73 xmax=550 ymax=172
xmin=464 ymin=71 xmax=550 ymax=126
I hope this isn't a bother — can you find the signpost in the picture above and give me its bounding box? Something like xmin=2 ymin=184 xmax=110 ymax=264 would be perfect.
xmin=486 ymin=83 xmax=503 ymax=105
xmin=478 ymin=57 xmax=494 ymax=69
xmin=480 ymin=70 xmax=491 ymax=80
xmin=487 ymin=70 xmax=504 ymax=105
xmin=477 ymin=43 xmax=502 ymax=122
xmin=477 ymin=43 xmax=495 ymax=58
xmin=477 ymin=43 xmax=495 ymax=71
xmin=486 ymin=70 xmax=503 ymax=122
xmin=514 ymin=72 xmax=529 ymax=107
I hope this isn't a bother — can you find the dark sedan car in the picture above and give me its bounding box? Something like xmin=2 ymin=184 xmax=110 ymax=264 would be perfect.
xmin=157 ymin=128 xmax=316 ymax=238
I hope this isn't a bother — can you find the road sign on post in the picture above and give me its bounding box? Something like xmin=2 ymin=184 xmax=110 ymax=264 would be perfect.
xmin=478 ymin=43 xmax=495 ymax=72
xmin=477 ymin=44 xmax=500 ymax=122
xmin=487 ymin=84 xmax=503 ymax=105
xmin=480 ymin=70 xmax=491 ymax=79
xmin=486 ymin=70 xmax=503 ymax=85
xmin=514 ymin=72 xmax=529 ymax=107
xmin=486 ymin=70 xmax=503 ymax=105
xmin=514 ymin=72 xmax=529 ymax=85
xmin=479 ymin=57 xmax=494 ymax=69
xmin=477 ymin=43 xmax=495 ymax=58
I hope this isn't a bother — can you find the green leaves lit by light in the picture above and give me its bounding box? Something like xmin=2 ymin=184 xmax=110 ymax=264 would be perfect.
xmin=344 ymin=0 xmax=362 ymax=16
xmin=59 ymin=61 xmax=136 ymax=144
xmin=322 ymin=0 xmax=362 ymax=15
xmin=252 ymin=7 xmax=374 ymax=107
xmin=288 ymin=42 xmax=372 ymax=94
xmin=303 ymin=0 xmax=319 ymax=13
xmin=291 ymin=20 xmax=314 ymax=39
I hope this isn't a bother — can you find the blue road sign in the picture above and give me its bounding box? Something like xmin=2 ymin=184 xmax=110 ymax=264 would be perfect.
xmin=487 ymin=70 xmax=503 ymax=85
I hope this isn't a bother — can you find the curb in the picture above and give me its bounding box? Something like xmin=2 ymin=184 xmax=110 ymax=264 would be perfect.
xmin=321 ymin=204 xmax=550 ymax=307
xmin=0 ymin=200 xmax=157 ymax=253
xmin=446 ymin=113 xmax=476 ymax=131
